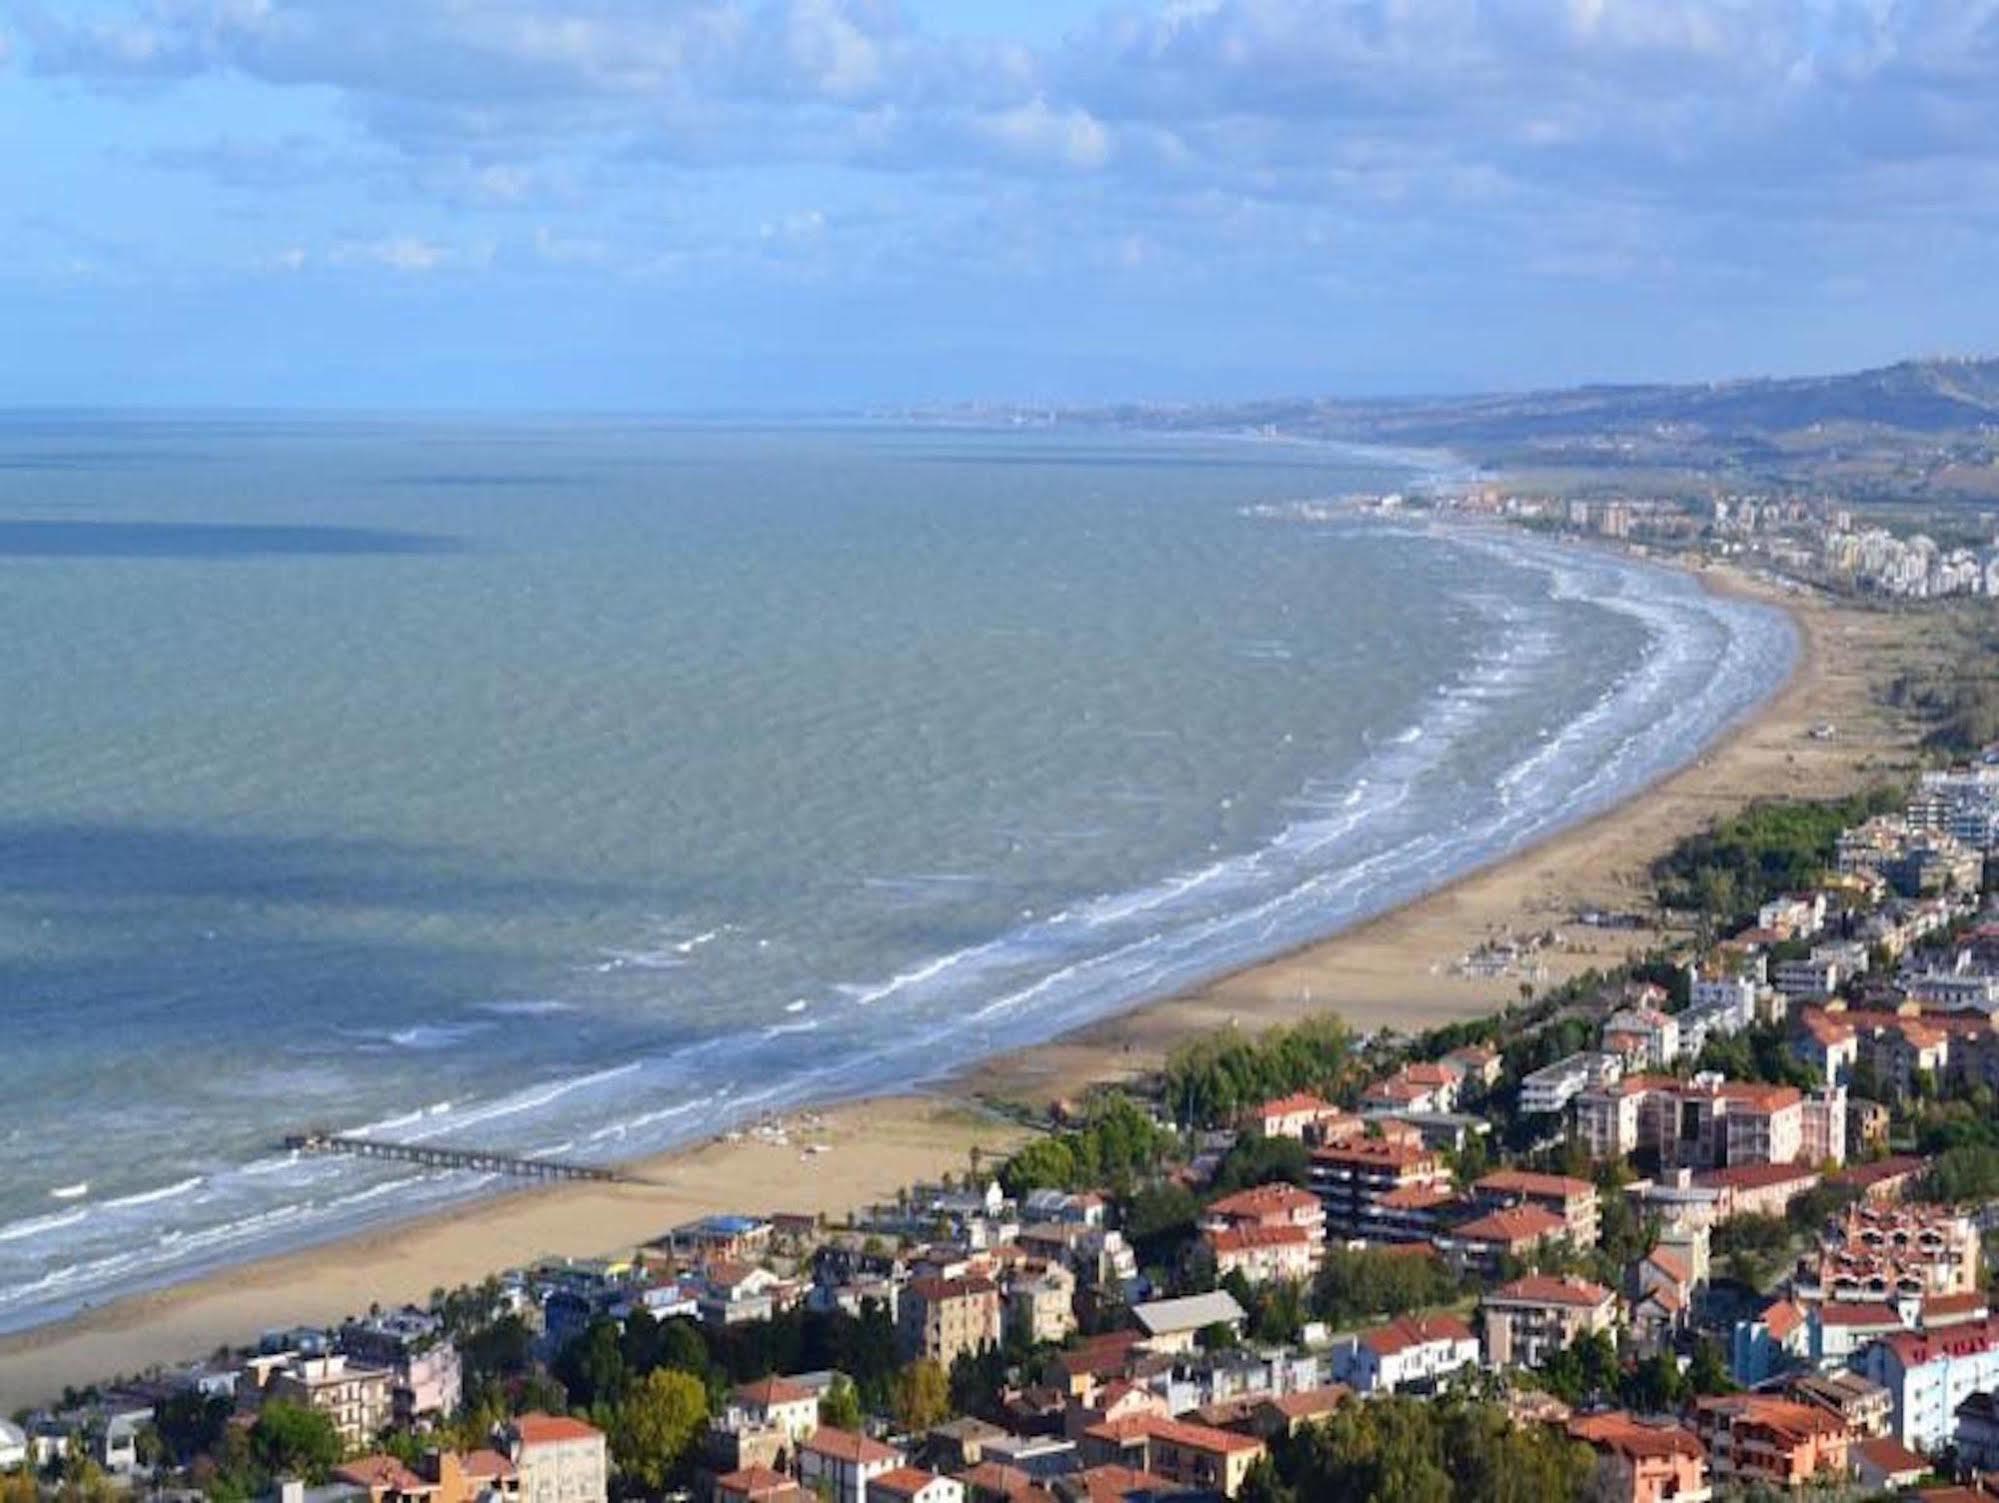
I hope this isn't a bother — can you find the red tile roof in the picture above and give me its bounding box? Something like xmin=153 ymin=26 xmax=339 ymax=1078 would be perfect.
xmin=1475 ymin=1169 xmax=1595 ymax=1201
xmin=1205 ymin=1183 xmax=1321 ymax=1219
xmin=1568 ymin=1412 xmax=1704 ymax=1462
xmin=802 ymin=1427 xmax=904 ymax=1467
xmin=1207 ymin=1224 xmax=1313 ymax=1254
xmin=736 ymin=1376 xmax=816 ymax=1407
xmin=1255 ymin=1091 xmax=1336 ymax=1119
xmin=1451 ymin=1204 xmax=1568 ymax=1246
xmin=513 ymin=1413 xmax=604 ymax=1447
xmin=1487 ymin=1274 xmax=1615 ymax=1309
xmin=1817 ymin=1300 xmax=1903 ymax=1329
xmin=1761 ymin=1300 xmax=1806 ymax=1340
xmin=1360 ymin=1312 xmax=1476 ymax=1357
xmin=1855 ymin=1436 xmax=1931 ymax=1478
xmin=334 ymin=1456 xmax=427 ymax=1493
xmin=870 ymin=1467 xmax=948 ymax=1499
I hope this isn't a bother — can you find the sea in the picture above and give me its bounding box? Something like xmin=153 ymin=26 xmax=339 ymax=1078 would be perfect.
xmin=0 ymin=417 xmax=1795 ymax=1333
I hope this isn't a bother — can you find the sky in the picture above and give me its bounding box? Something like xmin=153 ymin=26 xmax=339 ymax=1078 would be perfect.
xmin=4 ymin=0 xmax=1999 ymax=409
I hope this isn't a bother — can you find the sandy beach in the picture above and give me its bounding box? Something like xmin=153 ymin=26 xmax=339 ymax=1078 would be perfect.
xmin=0 ymin=554 xmax=1931 ymax=1409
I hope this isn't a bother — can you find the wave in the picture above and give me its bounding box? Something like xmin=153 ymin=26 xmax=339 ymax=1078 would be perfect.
xmin=0 ymin=1209 xmax=87 ymax=1245
xmin=101 ymin=1176 xmax=204 ymax=1212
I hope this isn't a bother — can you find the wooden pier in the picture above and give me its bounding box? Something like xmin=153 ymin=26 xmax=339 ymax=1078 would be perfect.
xmin=282 ymin=1130 xmax=623 ymax=1183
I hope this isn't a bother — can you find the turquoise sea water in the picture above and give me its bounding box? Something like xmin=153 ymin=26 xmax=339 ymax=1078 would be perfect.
xmin=0 ymin=418 xmax=1793 ymax=1330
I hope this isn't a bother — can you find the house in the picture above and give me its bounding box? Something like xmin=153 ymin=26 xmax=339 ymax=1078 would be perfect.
xmin=729 ymin=1377 xmax=820 ymax=1445
xmin=1078 ymin=1417 xmax=1265 ymax=1499
xmin=1812 ymin=1301 xmax=1908 ymax=1368
xmin=869 ymin=1467 xmax=966 ymax=1503
xmin=503 ymin=1414 xmax=609 ymax=1503
xmin=699 ymin=1262 xmax=786 ymax=1326
xmin=1693 ymin=1395 xmax=1851 ymax=1490
xmin=1692 ymin=1161 xmax=1822 ymax=1222
xmin=1481 ymin=1275 xmax=1619 ymax=1370
xmin=1851 ymin=1436 xmax=1933 ymax=1492
xmin=1442 ymin=1204 xmax=1570 ymax=1274
xmin=1602 ymin=1008 xmax=1682 ymax=1069
xmin=899 ymin=1277 xmax=1002 ymax=1367
xmin=339 ymin=1309 xmax=464 ymax=1424
xmin=1955 ymin=1391 xmax=1999 ymax=1472
xmin=1471 ymin=1170 xmax=1601 ymax=1247
xmin=332 ymin=1450 xmax=521 ymax=1503
xmin=1787 ymin=1370 xmax=1894 ymax=1439
xmin=1247 ymin=1387 xmax=1349 ymax=1441
xmin=0 ymin=1419 xmax=25 ymax=1472
xmin=669 ymin=1214 xmax=774 ymax=1262
xmin=1204 ymin=1224 xmax=1317 ymax=1287
xmin=1630 ymin=1246 xmax=1695 ymax=1352
xmin=1442 ymin=1044 xmax=1504 ymax=1092
xmin=1520 ymin=1052 xmax=1623 ymax=1115
xmin=266 ymin=1354 xmax=394 ymax=1452
xmin=1856 ymin=1316 xmax=1999 ymax=1451
xmin=1361 ymin=1062 xmax=1460 ymax=1115
xmin=1566 ymin=1413 xmax=1711 ymax=1503
xmin=797 ymin=1428 xmax=906 ymax=1503
xmin=1332 ymin=1313 xmax=1479 ymax=1395
xmin=1130 ymin=1291 xmax=1247 ymax=1355
xmin=1006 ymin=1264 xmax=1078 ymax=1346
xmin=1249 ymin=1092 xmax=1352 ymax=1143
xmin=1202 ymin=1183 xmax=1326 ymax=1248
xmin=714 ymin=1465 xmax=814 ymax=1503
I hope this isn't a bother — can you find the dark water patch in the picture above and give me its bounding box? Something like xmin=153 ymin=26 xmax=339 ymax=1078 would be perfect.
xmin=381 ymin=472 xmax=585 ymax=488
xmin=899 ymin=446 xmax=1342 ymax=471
xmin=0 ymin=519 xmax=465 ymax=558
xmin=0 ymin=822 xmax=627 ymax=913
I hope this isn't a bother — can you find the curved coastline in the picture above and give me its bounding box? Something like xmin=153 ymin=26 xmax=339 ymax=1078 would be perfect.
xmin=0 ymin=530 xmax=1844 ymax=1405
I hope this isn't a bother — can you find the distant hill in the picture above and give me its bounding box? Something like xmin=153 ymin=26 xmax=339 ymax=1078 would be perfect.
xmin=1055 ymin=356 xmax=1999 ymax=498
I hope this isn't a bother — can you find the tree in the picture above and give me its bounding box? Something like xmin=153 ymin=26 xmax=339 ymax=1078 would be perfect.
xmin=890 ymin=1358 xmax=952 ymax=1433
xmin=249 ymin=1403 xmax=342 ymax=1482
xmin=611 ymin=1368 xmax=708 ymax=1495
xmin=555 ymin=1319 xmax=633 ymax=1409
xmin=154 ymin=1390 xmax=233 ymax=1465
xmin=1688 ymin=1337 xmax=1734 ymax=1396
xmin=819 ymin=1375 xmax=864 ymax=1432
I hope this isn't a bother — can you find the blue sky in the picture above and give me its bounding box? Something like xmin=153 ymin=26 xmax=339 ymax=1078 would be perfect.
xmin=4 ymin=0 xmax=1999 ymax=409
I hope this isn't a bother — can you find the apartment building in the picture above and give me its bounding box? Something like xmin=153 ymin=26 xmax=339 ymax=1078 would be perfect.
xmin=1470 ymin=1170 xmax=1601 ymax=1247
xmin=266 ymin=1354 xmax=393 ymax=1453
xmin=1309 ymin=1137 xmax=1449 ymax=1239
xmin=897 ymin=1276 xmax=1002 ymax=1368
xmin=1481 ymin=1275 xmax=1619 ymax=1369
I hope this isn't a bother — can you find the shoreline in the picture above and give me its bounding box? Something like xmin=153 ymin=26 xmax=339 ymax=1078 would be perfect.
xmin=0 ymin=545 xmax=1921 ymax=1409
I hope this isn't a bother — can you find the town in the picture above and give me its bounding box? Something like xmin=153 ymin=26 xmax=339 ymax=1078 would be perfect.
xmin=10 ymin=755 xmax=1999 ymax=1503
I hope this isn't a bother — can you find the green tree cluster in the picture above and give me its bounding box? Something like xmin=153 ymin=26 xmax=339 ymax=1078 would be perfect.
xmin=1310 ymin=1247 xmax=1461 ymax=1328
xmin=1242 ymin=1395 xmax=1598 ymax=1503
xmin=1161 ymin=1017 xmax=1355 ymax=1129
xmin=998 ymin=1092 xmax=1177 ymax=1196
xmin=1652 ymin=791 xmax=1901 ymax=931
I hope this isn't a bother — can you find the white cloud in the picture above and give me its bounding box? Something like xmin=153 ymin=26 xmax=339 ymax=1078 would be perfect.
xmin=330 ymin=235 xmax=456 ymax=272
